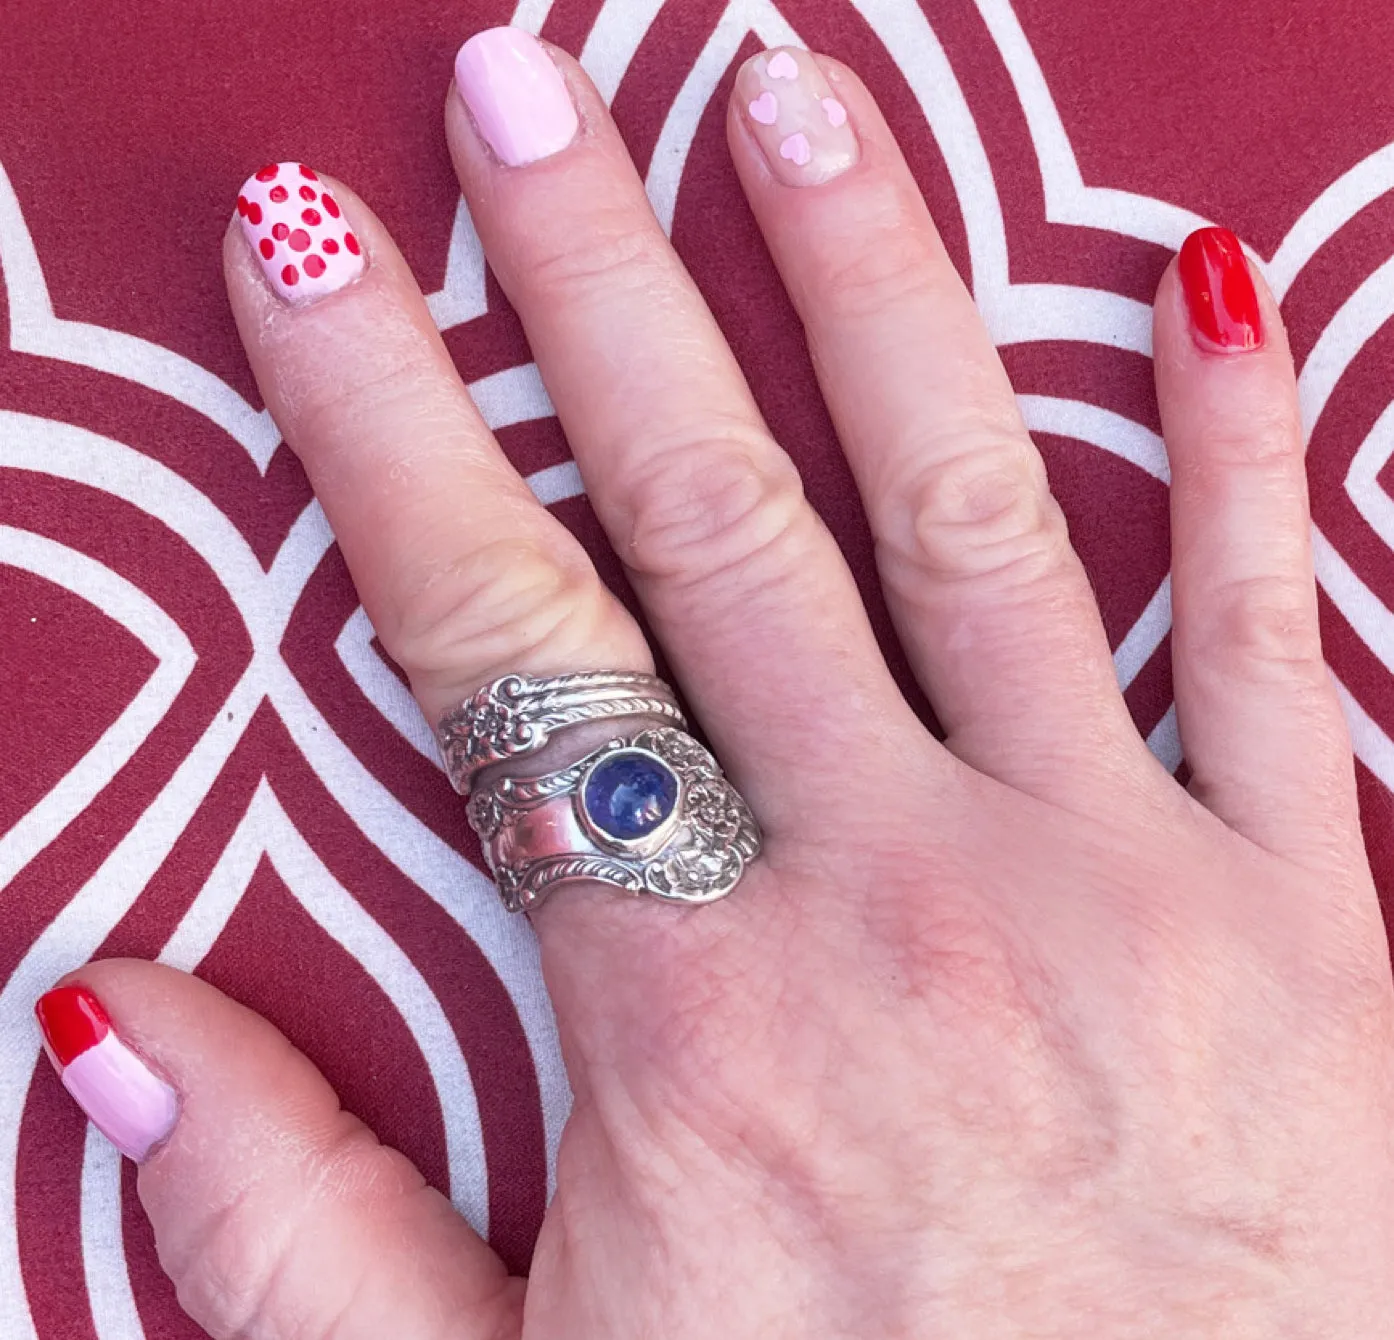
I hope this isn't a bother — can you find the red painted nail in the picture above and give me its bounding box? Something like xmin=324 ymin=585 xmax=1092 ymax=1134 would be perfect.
xmin=1178 ymin=227 xmax=1263 ymax=352
xmin=35 ymin=984 xmax=110 ymax=1067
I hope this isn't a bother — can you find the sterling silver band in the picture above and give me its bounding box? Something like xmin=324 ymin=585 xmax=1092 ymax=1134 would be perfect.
xmin=466 ymin=726 xmax=762 ymax=913
xmin=436 ymin=671 xmax=686 ymax=796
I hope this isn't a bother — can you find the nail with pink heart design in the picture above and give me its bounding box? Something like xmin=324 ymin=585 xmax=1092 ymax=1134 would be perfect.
xmin=237 ymin=162 xmax=364 ymax=304
xmin=735 ymin=47 xmax=858 ymax=187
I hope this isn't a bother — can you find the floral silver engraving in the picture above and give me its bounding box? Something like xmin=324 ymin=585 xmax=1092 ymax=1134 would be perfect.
xmin=436 ymin=672 xmax=686 ymax=796
xmin=465 ymin=788 xmax=506 ymax=848
xmin=631 ymin=729 xmax=760 ymax=902
xmin=465 ymin=726 xmax=762 ymax=912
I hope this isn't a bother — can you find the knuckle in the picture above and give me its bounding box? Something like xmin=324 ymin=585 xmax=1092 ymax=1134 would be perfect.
xmin=382 ymin=534 xmax=607 ymax=689
xmin=524 ymin=218 xmax=670 ymax=308
xmin=1190 ymin=573 xmax=1326 ymax=682
xmin=620 ymin=429 xmax=809 ymax=590
xmin=162 ymin=1119 xmax=404 ymax=1338
xmin=1193 ymin=406 xmax=1304 ymax=469
xmin=814 ymin=214 xmax=939 ymax=321
xmin=888 ymin=430 xmax=1069 ymax=587
xmin=163 ymin=1187 xmax=270 ymax=1335
xmin=291 ymin=333 xmax=445 ymax=446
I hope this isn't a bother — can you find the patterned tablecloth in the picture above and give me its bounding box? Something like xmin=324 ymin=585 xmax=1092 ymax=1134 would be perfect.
xmin=2 ymin=0 xmax=1392 ymax=1334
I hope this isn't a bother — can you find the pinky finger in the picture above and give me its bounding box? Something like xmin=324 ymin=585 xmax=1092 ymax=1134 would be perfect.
xmin=1155 ymin=228 xmax=1359 ymax=869
xmin=34 ymin=961 xmax=523 ymax=1340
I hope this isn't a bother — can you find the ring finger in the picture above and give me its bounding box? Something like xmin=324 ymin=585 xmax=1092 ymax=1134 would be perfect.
xmin=726 ymin=49 xmax=1161 ymax=805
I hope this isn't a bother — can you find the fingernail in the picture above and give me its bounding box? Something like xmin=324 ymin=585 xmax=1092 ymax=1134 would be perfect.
xmin=1178 ymin=227 xmax=1263 ymax=352
xmin=736 ymin=47 xmax=859 ymax=187
xmin=35 ymin=985 xmax=178 ymax=1162
xmin=454 ymin=27 xmax=579 ymax=167
xmin=237 ymin=162 xmax=364 ymax=305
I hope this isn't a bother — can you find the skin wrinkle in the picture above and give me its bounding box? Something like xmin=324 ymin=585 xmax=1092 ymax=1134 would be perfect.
xmin=586 ymin=832 xmax=1124 ymax=1333
xmin=583 ymin=968 xmax=898 ymax=1331
xmin=174 ymin=1169 xmax=316 ymax=1334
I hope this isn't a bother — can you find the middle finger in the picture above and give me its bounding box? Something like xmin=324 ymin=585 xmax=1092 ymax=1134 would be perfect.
xmin=445 ymin=28 xmax=931 ymax=821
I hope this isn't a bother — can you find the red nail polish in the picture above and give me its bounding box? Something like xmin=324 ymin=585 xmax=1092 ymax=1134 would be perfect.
xmin=1178 ymin=227 xmax=1263 ymax=352
xmin=35 ymin=985 xmax=111 ymax=1067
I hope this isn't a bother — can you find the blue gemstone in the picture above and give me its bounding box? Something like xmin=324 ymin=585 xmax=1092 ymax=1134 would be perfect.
xmin=583 ymin=751 xmax=679 ymax=841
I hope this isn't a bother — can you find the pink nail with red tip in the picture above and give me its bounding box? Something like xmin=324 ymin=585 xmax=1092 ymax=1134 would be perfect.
xmin=237 ymin=162 xmax=364 ymax=304
xmin=35 ymin=984 xmax=178 ymax=1162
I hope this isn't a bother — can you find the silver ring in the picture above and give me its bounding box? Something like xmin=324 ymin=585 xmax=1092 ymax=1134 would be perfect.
xmin=436 ymin=671 xmax=686 ymax=796
xmin=466 ymin=725 xmax=762 ymax=913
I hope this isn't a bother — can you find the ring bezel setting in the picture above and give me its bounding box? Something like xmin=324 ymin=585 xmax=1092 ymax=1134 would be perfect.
xmin=465 ymin=725 xmax=761 ymax=912
xmin=576 ymin=745 xmax=684 ymax=858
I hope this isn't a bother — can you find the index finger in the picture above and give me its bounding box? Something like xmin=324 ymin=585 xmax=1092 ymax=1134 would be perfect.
xmin=225 ymin=161 xmax=651 ymax=725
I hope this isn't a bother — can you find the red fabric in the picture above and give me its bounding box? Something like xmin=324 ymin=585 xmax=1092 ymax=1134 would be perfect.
xmin=2 ymin=2 xmax=1392 ymax=1334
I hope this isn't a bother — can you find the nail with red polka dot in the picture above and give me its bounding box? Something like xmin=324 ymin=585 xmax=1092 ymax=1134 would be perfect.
xmin=236 ymin=162 xmax=363 ymax=304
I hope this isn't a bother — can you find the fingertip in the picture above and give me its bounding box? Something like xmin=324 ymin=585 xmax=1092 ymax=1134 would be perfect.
xmin=1155 ymin=227 xmax=1292 ymax=369
xmin=47 ymin=957 xmax=192 ymax=1039
xmin=40 ymin=959 xmax=319 ymax=1141
xmin=34 ymin=962 xmax=189 ymax=1164
xmin=726 ymin=47 xmax=862 ymax=190
xmin=220 ymin=162 xmax=453 ymax=444
xmin=1154 ymin=228 xmax=1302 ymax=476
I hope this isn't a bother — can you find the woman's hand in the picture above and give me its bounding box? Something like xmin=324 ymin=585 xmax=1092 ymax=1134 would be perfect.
xmin=36 ymin=31 xmax=1392 ymax=1338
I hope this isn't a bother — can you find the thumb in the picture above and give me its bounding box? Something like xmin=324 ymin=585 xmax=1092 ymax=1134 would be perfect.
xmin=34 ymin=959 xmax=523 ymax=1340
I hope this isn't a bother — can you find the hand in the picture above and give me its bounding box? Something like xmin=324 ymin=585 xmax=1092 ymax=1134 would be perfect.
xmin=35 ymin=30 xmax=1392 ymax=1338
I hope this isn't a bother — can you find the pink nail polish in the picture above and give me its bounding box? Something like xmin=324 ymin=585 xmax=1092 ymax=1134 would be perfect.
xmin=737 ymin=48 xmax=858 ymax=187
xmin=36 ymin=985 xmax=178 ymax=1163
xmin=454 ymin=27 xmax=579 ymax=167
xmin=237 ymin=162 xmax=364 ymax=305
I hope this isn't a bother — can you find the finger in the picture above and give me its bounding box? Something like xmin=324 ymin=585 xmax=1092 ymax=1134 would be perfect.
xmin=725 ymin=50 xmax=1154 ymax=802
xmin=225 ymin=161 xmax=650 ymax=729
xmin=445 ymin=30 xmax=928 ymax=819
xmin=34 ymin=962 xmax=521 ymax=1340
xmin=1154 ymin=228 xmax=1359 ymax=866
